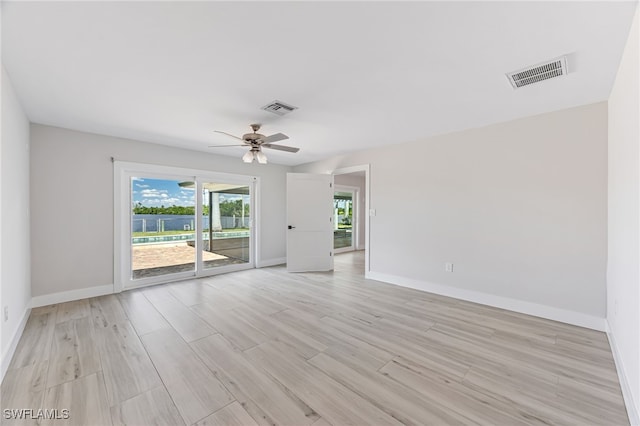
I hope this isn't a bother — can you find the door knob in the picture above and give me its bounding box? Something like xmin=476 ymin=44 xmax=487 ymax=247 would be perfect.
xmin=288 ymin=225 xmax=296 ymax=229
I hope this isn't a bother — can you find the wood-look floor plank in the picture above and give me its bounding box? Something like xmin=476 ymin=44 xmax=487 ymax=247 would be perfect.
xmin=8 ymin=311 xmax=56 ymax=370
xmin=89 ymin=294 xmax=128 ymax=329
xmin=431 ymin=323 xmax=620 ymax=387
xmin=557 ymin=375 xmax=629 ymax=425
xmin=222 ymin=286 xmax=288 ymax=315
xmin=167 ymin=280 xmax=228 ymax=307
xmin=461 ymin=365 xmax=616 ymax=425
xmin=310 ymin=418 xmax=332 ymax=426
xmin=191 ymin=334 xmax=319 ymax=426
xmin=191 ymin=302 xmax=268 ymax=350
xmin=274 ymin=308 xmax=394 ymax=371
xmin=95 ymin=321 xmax=162 ymax=406
xmin=231 ymin=306 xmax=327 ymax=359
xmin=0 ymin=361 xmax=48 ymax=426
xmin=55 ymin=300 xmax=91 ymax=324
xmin=245 ymin=340 xmax=403 ymax=426
xmin=379 ymin=357 xmax=533 ymax=425
xmin=31 ymin=304 xmax=59 ymax=315
xmin=143 ymin=286 xmax=215 ymax=342
xmin=111 ymin=386 xmax=185 ymax=426
xmin=320 ymin=314 xmax=464 ymax=372
xmin=141 ymin=328 xmax=234 ymax=425
xmin=46 ymin=317 xmax=101 ymax=388
xmin=117 ymin=290 xmax=170 ymax=336
xmin=308 ymin=352 xmax=471 ymax=425
xmin=409 ymin=298 xmax=558 ymax=344
xmin=40 ymin=372 xmax=112 ymax=426
xmin=195 ymin=401 xmax=259 ymax=426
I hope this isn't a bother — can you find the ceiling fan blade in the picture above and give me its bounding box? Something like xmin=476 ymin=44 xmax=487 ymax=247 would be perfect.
xmin=214 ymin=130 xmax=244 ymax=141
xmin=262 ymin=143 xmax=300 ymax=153
xmin=262 ymin=132 xmax=289 ymax=143
xmin=208 ymin=144 xmax=247 ymax=148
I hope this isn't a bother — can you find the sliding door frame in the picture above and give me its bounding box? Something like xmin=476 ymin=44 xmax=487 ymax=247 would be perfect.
xmin=114 ymin=161 xmax=258 ymax=292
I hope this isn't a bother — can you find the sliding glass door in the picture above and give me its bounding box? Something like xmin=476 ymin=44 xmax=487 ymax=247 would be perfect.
xmin=131 ymin=177 xmax=196 ymax=279
xmin=200 ymin=181 xmax=251 ymax=271
xmin=115 ymin=162 xmax=256 ymax=290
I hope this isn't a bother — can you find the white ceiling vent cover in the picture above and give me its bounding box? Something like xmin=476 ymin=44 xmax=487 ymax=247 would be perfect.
xmin=261 ymin=100 xmax=298 ymax=116
xmin=506 ymin=56 xmax=568 ymax=89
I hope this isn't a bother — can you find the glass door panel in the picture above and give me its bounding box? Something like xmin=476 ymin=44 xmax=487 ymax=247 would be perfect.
xmin=201 ymin=182 xmax=251 ymax=271
xmin=334 ymin=191 xmax=354 ymax=250
xmin=131 ymin=177 xmax=196 ymax=280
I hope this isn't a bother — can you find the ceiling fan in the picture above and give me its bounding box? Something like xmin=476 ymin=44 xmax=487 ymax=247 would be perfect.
xmin=210 ymin=124 xmax=299 ymax=164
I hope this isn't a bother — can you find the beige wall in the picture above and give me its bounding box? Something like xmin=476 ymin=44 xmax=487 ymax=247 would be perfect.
xmin=30 ymin=124 xmax=291 ymax=298
xmin=296 ymin=102 xmax=608 ymax=326
xmin=1 ymin=67 xmax=31 ymax=377
xmin=607 ymin=6 xmax=639 ymax=424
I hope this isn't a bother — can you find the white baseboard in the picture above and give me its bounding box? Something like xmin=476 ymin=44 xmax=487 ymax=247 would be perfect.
xmin=1 ymin=305 xmax=31 ymax=382
xmin=31 ymin=284 xmax=114 ymax=308
xmin=365 ymin=271 xmax=606 ymax=331
xmin=607 ymin=322 xmax=640 ymax=426
xmin=257 ymin=257 xmax=286 ymax=268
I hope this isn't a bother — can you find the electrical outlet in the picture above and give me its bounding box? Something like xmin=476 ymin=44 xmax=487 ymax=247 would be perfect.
xmin=3 ymin=306 xmax=8 ymax=322
xmin=445 ymin=262 xmax=454 ymax=273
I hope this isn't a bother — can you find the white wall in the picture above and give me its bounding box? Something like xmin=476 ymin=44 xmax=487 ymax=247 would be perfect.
xmin=1 ymin=67 xmax=31 ymax=378
xmin=30 ymin=124 xmax=290 ymax=299
xmin=334 ymin=173 xmax=365 ymax=249
xmin=295 ymin=102 xmax=608 ymax=329
xmin=607 ymin=6 xmax=639 ymax=425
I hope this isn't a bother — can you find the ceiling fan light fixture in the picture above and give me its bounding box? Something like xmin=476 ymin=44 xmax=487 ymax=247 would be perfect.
xmin=242 ymin=150 xmax=255 ymax=163
xmin=212 ymin=124 xmax=298 ymax=164
xmin=255 ymin=150 xmax=268 ymax=164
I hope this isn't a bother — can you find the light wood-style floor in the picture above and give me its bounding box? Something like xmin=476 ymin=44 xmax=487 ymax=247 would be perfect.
xmin=2 ymin=252 xmax=629 ymax=425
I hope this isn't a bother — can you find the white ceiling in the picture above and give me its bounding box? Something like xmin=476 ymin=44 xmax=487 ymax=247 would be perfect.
xmin=2 ymin=1 xmax=637 ymax=166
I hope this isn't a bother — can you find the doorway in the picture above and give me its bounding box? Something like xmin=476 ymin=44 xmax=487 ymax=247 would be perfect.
xmin=334 ymin=187 xmax=357 ymax=253
xmin=332 ymin=165 xmax=369 ymax=274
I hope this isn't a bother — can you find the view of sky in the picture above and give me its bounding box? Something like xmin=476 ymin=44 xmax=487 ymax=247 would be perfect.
xmin=132 ymin=178 xmax=245 ymax=207
xmin=132 ymin=178 xmax=194 ymax=206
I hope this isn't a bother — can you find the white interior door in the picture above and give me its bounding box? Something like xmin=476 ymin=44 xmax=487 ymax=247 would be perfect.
xmin=286 ymin=173 xmax=334 ymax=272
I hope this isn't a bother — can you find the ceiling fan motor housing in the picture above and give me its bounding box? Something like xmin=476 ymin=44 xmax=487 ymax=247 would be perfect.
xmin=243 ymin=133 xmax=265 ymax=142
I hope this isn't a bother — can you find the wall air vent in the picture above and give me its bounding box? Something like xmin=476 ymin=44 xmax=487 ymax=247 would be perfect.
xmin=261 ymin=100 xmax=298 ymax=116
xmin=506 ymin=56 xmax=568 ymax=89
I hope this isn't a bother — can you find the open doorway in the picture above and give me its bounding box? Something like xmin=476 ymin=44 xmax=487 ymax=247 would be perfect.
xmin=332 ymin=165 xmax=369 ymax=274
xmin=333 ymin=187 xmax=357 ymax=253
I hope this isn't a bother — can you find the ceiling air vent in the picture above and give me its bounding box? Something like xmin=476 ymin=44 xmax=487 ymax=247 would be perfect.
xmin=506 ymin=56 xmax=568 ymax=89
xmin=261 ymin=100 xmax=298 ymax=116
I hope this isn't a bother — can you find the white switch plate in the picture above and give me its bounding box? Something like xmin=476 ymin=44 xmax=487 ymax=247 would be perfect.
xmin=369 ymin=209 xmax=377 ymax=216
xmin=445 ymin=263 xmax=454 ymax=273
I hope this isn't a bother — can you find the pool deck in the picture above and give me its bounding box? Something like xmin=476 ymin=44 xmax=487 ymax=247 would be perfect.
xmin=132 ymin=242 xmax=247 ymax=279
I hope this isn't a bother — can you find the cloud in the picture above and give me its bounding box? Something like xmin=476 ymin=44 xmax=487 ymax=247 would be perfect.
xmin=141 ymin=189 xmax=168 ymax=198
xmin=134 ymin=184 xmax=196 ymax=208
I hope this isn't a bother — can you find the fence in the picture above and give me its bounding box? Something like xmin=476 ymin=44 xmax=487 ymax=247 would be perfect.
xmin=132 ymin=215 xmax=249 ymax=232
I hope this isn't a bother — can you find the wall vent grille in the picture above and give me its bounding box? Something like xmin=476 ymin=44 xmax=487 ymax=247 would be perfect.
xmin=262 ymin=100 xmax=298 ymax=116
xmin=506 ymin=56 xmax=568 ymax=89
